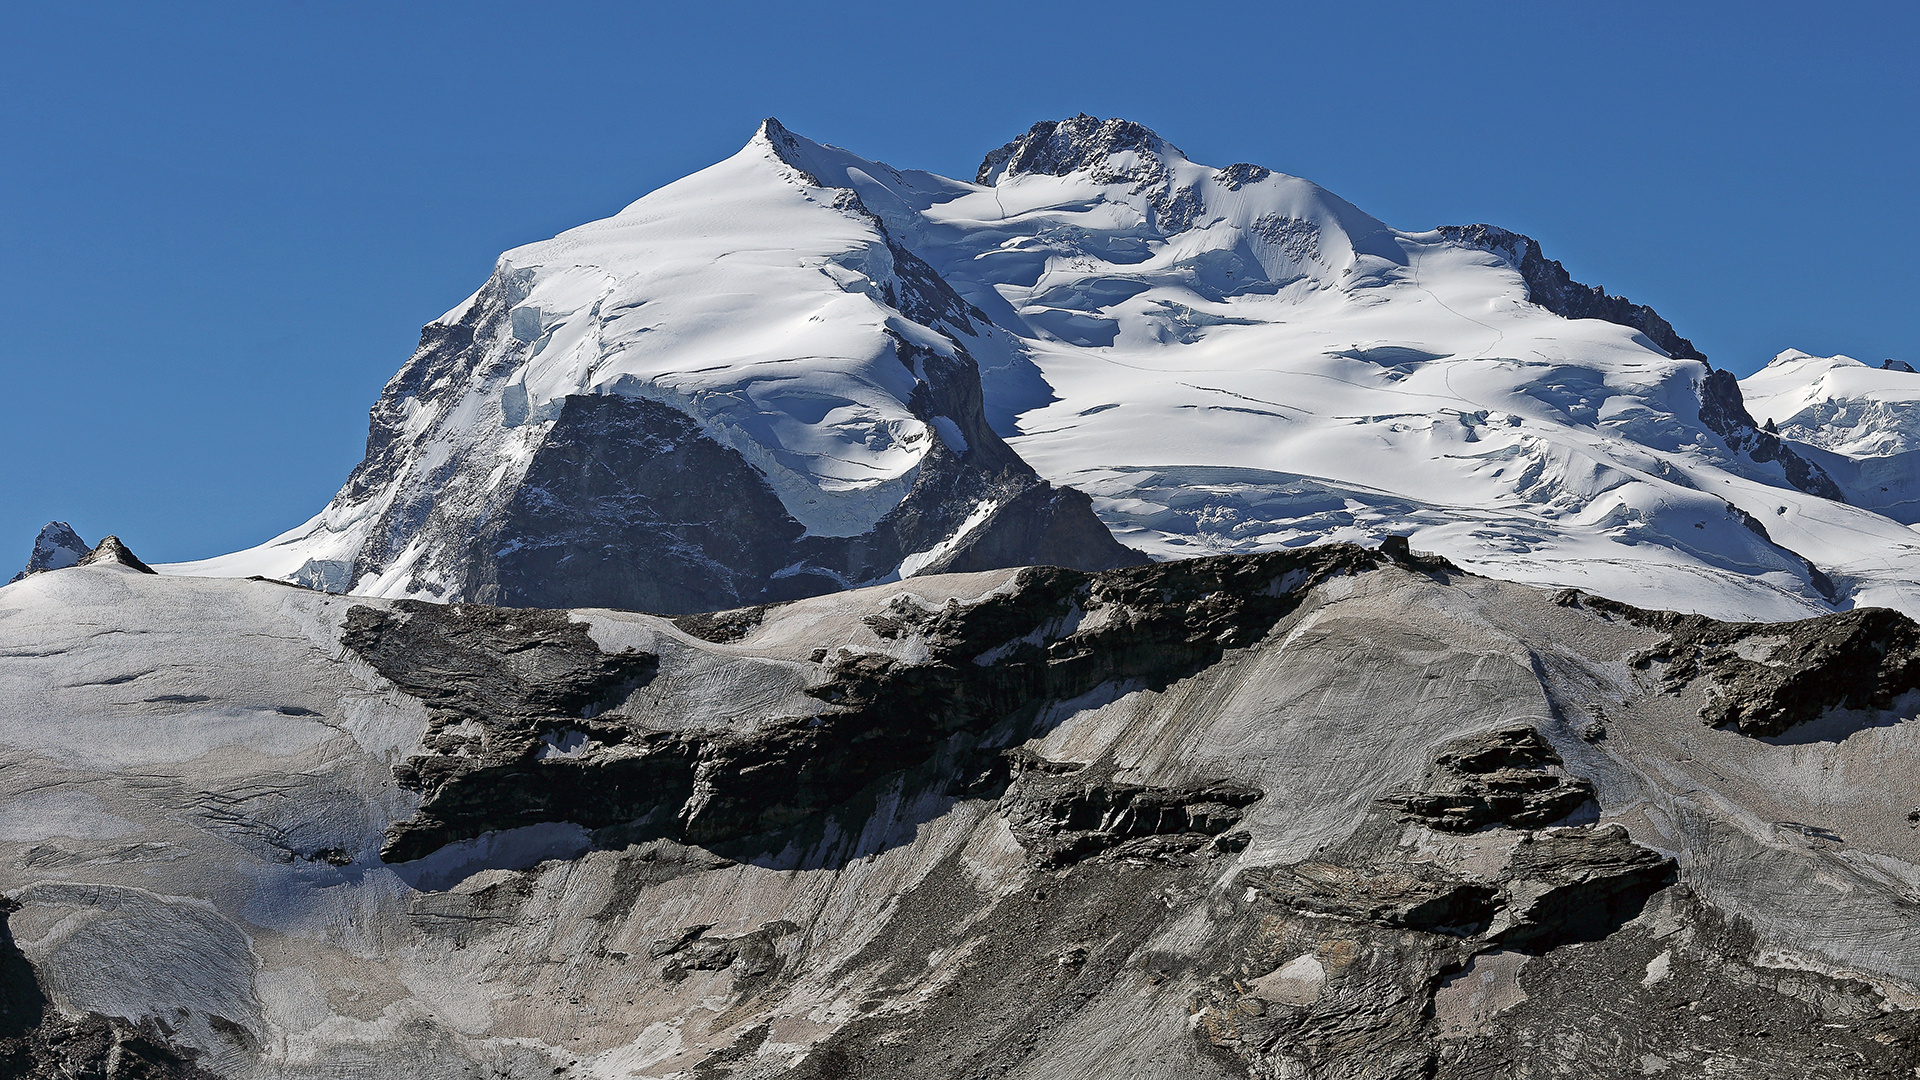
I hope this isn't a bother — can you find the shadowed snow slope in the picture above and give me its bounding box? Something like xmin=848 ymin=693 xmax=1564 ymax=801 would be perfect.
xmin=158 ymin=116 xmax=1920 ymax=621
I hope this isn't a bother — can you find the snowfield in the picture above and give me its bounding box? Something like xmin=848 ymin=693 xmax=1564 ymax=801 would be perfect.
xmin=156 ymin=116 xmax=1920 ymax=621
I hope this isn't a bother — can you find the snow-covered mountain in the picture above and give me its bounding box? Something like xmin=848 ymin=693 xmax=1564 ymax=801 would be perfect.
xmin=159 ymin=119 xmax=1137 ymax=614
xmin=1739 ymin=349 xmax=1920 ymax=524
xmin=8 ymin=522 xmax=88 ymax=583
xmin=154 ymin=115 xmax=1920 ymax=620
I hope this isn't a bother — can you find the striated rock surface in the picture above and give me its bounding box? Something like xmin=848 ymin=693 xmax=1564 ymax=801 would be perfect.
xmin=1383 ymin=725 xmax=1597 ymax=832
xmin=2 ymin=546 xmax=1918 ymax=1077
xmin=74 ymin=536 xmax=156 ymax=575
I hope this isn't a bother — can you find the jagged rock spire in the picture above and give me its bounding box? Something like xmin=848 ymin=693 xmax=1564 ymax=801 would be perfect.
xmin=9 ymin=521 xmax=89 ymax=584
xmin=76 ymin=536 xmax=156 ymax=574
xmin=976 ymin=114 xmax=1184 ymax=185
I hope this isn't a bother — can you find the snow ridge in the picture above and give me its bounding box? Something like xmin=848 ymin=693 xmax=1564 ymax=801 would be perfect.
xmin=125 ymin=115 xmax=1920 ymax=622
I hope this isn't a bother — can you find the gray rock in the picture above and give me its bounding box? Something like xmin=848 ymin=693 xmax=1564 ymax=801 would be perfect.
xmin=1382 ymin=725 xmax=1596 ymax=832
xmin=3 ymin=545 xmax=1919 ymax=1078
xmin=75 ymin=536 xmax=155 ymax=574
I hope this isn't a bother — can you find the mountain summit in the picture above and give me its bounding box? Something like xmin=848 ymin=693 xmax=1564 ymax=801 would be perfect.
xmin=152 ymin=117 xmax=1920 ymax=621
xmin=162 ymin=117 xmax=1140 ymax=613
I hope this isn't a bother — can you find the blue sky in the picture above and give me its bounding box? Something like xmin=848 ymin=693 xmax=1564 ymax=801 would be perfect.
xmin=3 ymin=2 xmax=1915 ymax=563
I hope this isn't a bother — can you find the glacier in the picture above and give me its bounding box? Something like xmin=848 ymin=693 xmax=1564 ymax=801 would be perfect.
xmin=149 ymin=115 xmax=1920 ymax=621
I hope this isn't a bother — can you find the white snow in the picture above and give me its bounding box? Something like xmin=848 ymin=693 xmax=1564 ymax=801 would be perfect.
xmin=1740 ymin=349 xmax=1920 ymax=525
xmin=151 ymin=119 xmax=1920 ymax=621
xmin=897 ymin=499 xmax=999 ymax=579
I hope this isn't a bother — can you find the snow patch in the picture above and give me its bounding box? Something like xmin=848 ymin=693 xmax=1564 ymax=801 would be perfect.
xmin=898 ymin=500 xmax=999 ymax=579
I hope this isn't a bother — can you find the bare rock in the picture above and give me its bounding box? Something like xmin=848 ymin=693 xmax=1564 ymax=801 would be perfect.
xmin=75 ymin=536 xmax=156 ymax=574
xmin=999 ymin=753 xmax=1262 ymax=867
xmin=1382 ymin=726 xmax=1595 ymax=831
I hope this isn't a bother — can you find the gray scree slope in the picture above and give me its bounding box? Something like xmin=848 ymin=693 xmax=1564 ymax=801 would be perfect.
xmin=0 ymin=549 xmax=1916 ymax=1078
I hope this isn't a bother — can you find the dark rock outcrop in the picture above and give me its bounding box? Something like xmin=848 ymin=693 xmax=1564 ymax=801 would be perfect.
xmin=998 ymin=751 xmax=1261 ymax=866
xmin=8 ymin=522 xmax=89 ymax=584
xmin=1382 ymin=726 xmax=1595 ymax=832
xmin=655 ymin=920 xmax=799 ymax=988
xmin=1247 ymin=859 xmax=1499 ymax=933
xmin=340 ymin=601 xmax=664 ymax=861
xmin=75 ymin=536 xmax=155 ymax=574
xmin=976 ymin=114 xmax=1182 ymax=186
xmin=1697 ymin=367 xmax=1848 ymax=501
xmin=356 ymin=545 xmax=1382 ymax=863
xmin=1495 ymin=825 xmax=1676 ymax=950
xmin=1624 ymin=604 xmax=1920 ymax=736
xmin=461 ymin=394 xmax=810 ymax=614
xmin=976 ymin=115 xmax=1204 ymax=233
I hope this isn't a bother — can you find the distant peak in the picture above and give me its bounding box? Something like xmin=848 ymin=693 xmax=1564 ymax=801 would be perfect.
xmin=976 ymin=114 xmax=1185 ymax=185
xmin=752 ymin=116 xmax=834 ymax=188
xmin=1884 ymin=358 xmax=1916 ymax=373
xmin=9 ymin=521 xmax=90 ymax=584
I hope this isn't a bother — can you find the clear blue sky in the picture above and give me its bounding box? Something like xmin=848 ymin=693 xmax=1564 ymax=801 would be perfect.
xmin=3 ymin=2 xmax=1914 ymax=563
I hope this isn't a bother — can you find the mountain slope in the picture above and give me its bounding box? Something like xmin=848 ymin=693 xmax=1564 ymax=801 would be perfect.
xmin=793 ymin=114 xmax=1917 ymax=620
xmin=161 ymin=119 xmax=1136 ymax=613
xmin=1 ymin=554 xmax=1915 ymax=1077
xmin=154 ymin=115 xmax=1920 ymax=621
xmin=1740 ymin=349 xmax=1920 ymax=524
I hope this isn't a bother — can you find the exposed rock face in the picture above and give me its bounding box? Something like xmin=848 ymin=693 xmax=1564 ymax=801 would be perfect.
xmin=352 ymin=544 xmax=1379 ymax=861
xmin=1437 ymin=223 xmax=1706 ymax=362
xmin=1698 ymin=367 xmax=1848 ymax=501
xmin=1212 ymin=818 xmax=1679 ymax=1079
xmin=4 ymin=546 xmax=1920 ymax=1078
xmin=1625 ymin=602 xmax=1920 ymax=736
xmin=7 ymin=522 xmax=88 ymax=584
xmin=0 ymin=899 xmax=215 ymax=1080
xmin=976 ymin=114 xmax=1182 ymax=185
xmin=73 ymin=536 xmax=155 ymax=574
xmin=339 ymin=600 xmax=664 ymax=862
xmin=976 ymin=113 xmax=1207 ymax=233
xmin=998 ymin=751 xmax=1261 ymax=866
xmin=9 ymin=528 xmax=158 ymax=581
xmin=1383 ymin=726 xmax=1597 ymax=832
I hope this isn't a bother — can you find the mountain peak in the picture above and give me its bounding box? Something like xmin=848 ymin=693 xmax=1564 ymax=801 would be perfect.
xmin=9 ymin=521 xmax=89 ymax=584
xmin=77 ymin=535 xmax=156 ymax=574
xmin=975 ymin=114 xmax=1185 ymax=185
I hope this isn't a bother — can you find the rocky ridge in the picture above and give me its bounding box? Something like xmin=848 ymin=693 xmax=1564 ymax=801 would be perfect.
xmin=2 ymin=545 xmax=1920 ymax=1076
